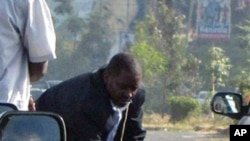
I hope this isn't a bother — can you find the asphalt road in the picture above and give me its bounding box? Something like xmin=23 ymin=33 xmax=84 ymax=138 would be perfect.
xmin=145 ymin=131 xmax=228 ymax=141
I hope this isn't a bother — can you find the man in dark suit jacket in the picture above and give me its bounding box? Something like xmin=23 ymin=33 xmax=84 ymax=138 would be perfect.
xmin=36 ymin=53 xmax=146 ymax=141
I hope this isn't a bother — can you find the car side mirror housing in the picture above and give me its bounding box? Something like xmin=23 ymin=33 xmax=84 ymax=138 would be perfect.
xmin=0 ymin=111 xmax=67 ymax=141
xmin=0 ymin=103 xmax=18 ymax=114
xmin=211 ymin=92 xmax=244 ymax=120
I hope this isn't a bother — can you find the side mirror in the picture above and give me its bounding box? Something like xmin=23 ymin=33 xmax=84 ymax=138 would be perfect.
xmin=0 ymin=111 xmax=66 ymax=141
xmin=211 ymin=92 xmax=243 ymax=119
xmin=0 ymin=103 xmax=18 ymax=114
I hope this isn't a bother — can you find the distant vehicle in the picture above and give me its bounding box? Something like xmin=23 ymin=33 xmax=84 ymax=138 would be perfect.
xmin=30 ymin=88 xmax=46 ymax=101
xmin=31 ymin=81 xmax=48 ymax=90
xmin=30 ymin=80 xmax=62 ymax=100
xmin=31 ymin=80 xmax=62 ymax=90
xmin=211 ymin=92 xmax=250 ymax=124
xmin=196 ymin=91 xmax=210 ymax=104
xmin=45 ymin=80 xmax=62 ymax=89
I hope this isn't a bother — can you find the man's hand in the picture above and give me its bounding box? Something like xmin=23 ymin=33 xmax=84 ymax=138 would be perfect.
xmin=28 ymin=95 xmax=36 ymax=111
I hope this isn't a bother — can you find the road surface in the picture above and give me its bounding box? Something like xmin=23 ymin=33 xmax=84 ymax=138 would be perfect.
xmin=145 ymin=131 xmax=228 ymax=141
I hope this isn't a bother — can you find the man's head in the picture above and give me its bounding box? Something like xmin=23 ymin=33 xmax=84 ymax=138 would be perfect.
xmin=103 ymin=53 xmax=142 ymax=107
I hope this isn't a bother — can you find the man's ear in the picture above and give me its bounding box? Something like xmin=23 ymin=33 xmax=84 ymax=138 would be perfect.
xmin=103 ymin=70 xmax=109 ymax=83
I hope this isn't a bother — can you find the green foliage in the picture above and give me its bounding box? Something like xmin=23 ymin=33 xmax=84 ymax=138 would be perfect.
xmin=46 ymin=5 xmax=114 ymax=79
xmin=181 ymin=54 xmax=202 ymax=95
xmin=54 ymin=2 xmax=73 ymax=15
xmin=132 ymin=42 xmax=168 ymax=78
xmin=235 ymin=20 xmax=250 ymax=84
xmin=206 ymin=47 xmax=232 ymax=90
xmin=239 ymin=77 xmax=250 ymax=95
xmin=208 ymin=47 xmax=231 ymax=76
xmin=132 ymin=1 xmax=203 ymax=118
xmin=143 ymin=84 xmax=165 ymax=113
xmin=167 ymin=95 xmax=201 ymax=123
xmin=131 ymin=8 xmax=170 ymax=86
xmin=236 ymin=18 xmax=250 ymax=51
xmin=72 ymin=12 xmax=113 ymax=71
xmin=66 ymin=16 xmax=85 ymax=35
xmin=132 ymin=2 xmax=185 ymax=87
xmin=200 ymin=97 xmax=212 ymax=115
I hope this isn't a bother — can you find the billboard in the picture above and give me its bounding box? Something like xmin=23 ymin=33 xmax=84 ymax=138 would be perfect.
xmin=196 ymin=0 xmax=231 ymax=40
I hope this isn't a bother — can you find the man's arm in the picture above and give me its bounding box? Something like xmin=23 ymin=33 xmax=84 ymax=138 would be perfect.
xmin=28 ymin=61 xmax=48 ymax=82
xmin=123 ymin=106 xmax=146 ymax=141
xmin=25 ymin=0 xmax=56 ymax=82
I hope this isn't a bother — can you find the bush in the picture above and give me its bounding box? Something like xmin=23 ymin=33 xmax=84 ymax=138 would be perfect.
xmin=239 ymin=78 xmax=250 ymax=95
xmin=239 ymin=78 xmax=250 ymax=105
xmin=167 ymin=95 xmax=201 ymax=123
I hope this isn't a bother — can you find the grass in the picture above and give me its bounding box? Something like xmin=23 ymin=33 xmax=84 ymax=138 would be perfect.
xmin=142 ymin=113 xmax=235 ymax=134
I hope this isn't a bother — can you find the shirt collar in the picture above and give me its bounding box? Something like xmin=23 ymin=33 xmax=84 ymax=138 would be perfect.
xmin=110 ymin=100 xmax=131 ymax=112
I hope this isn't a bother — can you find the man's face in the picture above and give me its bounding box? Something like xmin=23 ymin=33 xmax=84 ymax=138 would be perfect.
xmin=105 ymin=70 xmax=141 ymax=107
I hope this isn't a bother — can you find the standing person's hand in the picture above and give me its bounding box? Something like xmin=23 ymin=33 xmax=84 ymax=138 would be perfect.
xmin=28 ymin=95 xmax=36 ymax=111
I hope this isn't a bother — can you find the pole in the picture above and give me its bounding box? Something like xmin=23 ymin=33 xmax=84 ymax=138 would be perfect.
xmin=186 ymin=0 xmax=195 ymax=45
xmin=100 ymin=0 xmax=102 ymax=14
xmin=127 ymin=0 xmax=130 ymax=31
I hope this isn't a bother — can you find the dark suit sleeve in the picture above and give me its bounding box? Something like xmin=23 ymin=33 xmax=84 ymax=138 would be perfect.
xmin=36 ymin=83 xmax=104 ymax=141
xmin=36 ymin=87 xmax=58 ymax=112
xmin=68 ymin=111 xmax=103 ymax=141
xmin=121 ymin=88 xmax=147 ymax=141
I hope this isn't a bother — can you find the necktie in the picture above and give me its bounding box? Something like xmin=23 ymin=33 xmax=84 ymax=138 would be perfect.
xmin=107 ymin=101 xmax=131 ymax=141
xmin=106 ymin=109 xmax=122 ymax=141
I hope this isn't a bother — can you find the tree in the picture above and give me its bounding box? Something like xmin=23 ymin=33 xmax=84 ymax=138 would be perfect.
xmin=44 ymin=1 xmax=114 ymax=79
xmin=66 ymin=16 xmax=85 ymax=48
xmin=206 ymin=47 xmax=232 ymax=92
xmin=182 ymin=54 xmax=202 ymax=96
xmin=132 ymin=1 xmax=202 ymax=117
xmin=232 ymin=20 xmax=250 ymax=94
xmin=72 ymin=12 xmax=113 ymax=72
xmin=53 ymin=0 xmax=74 ymax=15
xmin=236 ymin=20 xmax=250 ymax=77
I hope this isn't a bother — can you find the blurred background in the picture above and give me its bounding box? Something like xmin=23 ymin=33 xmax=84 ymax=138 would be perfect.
xmin=32 ymin=0 xmax=250 ymax=132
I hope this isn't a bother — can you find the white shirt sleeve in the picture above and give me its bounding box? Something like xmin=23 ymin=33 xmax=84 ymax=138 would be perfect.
xmin=24 ymin=0 xmax=56 ymax=62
